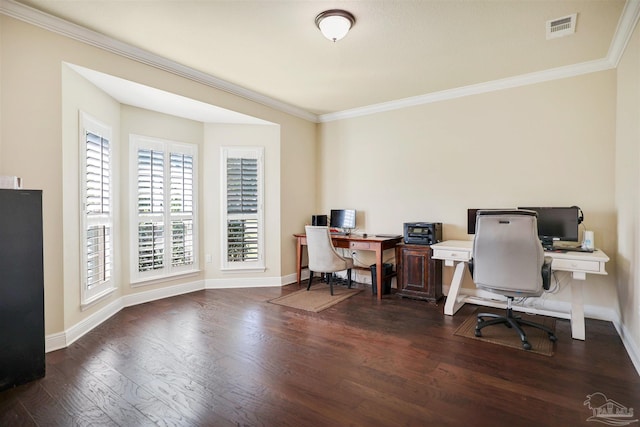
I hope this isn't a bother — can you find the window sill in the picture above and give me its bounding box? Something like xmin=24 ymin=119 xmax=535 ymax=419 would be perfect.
xmin=130 ymin=270 xmax=201 ymax=288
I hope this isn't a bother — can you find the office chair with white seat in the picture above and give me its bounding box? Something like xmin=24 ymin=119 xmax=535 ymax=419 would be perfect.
xmin=469 ymin=210 xmax=557 ymax=350
xmin=305 ymin=226 xmax=353 ymax=296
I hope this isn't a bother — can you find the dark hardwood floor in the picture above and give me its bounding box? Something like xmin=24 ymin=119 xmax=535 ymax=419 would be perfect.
xmin=1 ymin=283 xmax=639 ymax=426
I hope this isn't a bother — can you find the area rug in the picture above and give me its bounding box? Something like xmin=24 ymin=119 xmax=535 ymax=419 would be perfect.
xmin=454 ymin=308 xmax=556 ymax=356
xmin=269 ymin=284 xmax=361 ymax=313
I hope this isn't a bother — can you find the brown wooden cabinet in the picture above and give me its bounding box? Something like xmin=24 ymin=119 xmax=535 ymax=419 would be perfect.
xmin=396 ymin=244 xmax=443 ymax=302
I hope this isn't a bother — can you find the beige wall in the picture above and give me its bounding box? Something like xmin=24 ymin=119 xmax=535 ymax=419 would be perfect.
xmin=280 ymin=119 xmax=320 ymax=275
xmin=3 ymin=19 xmax=68 ymax=334
xmin=318 ymin=71 xmax=618 ymax=315
xmin=1 ymin=16 xmax=317 ymax=337
xmin=616 ymin=19 xmax=640 ymax=360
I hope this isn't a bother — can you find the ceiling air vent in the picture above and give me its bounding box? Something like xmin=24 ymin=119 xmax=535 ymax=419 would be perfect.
xmin=546 ymin=13 xmax=577 ymax=39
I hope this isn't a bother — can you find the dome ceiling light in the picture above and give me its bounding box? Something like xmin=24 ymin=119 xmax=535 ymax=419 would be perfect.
xmin=315 ymin=9 xmax=356 ymax=42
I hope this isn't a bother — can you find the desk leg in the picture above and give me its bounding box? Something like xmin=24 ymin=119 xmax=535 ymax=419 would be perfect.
xmin=375 ymin=248 xmax=383 ymax=300
xmin=296 ymin=238 xmax=303 ymax=287
xmin=444 ymin=261 xmax=467 ymax=316
xmin=570 ymin=276 xmax=586 ymax=340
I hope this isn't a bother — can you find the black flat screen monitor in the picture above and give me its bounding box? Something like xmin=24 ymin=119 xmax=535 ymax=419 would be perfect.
xmin=468 ymin=208 xmax=510 ymax=234
xmin=467 ymin=209 xmax=480 ymax=234
xmin=330 ymin=209 xmax=356 ymax=229
xmin=518 ymin=206 xmax=579 ymax=248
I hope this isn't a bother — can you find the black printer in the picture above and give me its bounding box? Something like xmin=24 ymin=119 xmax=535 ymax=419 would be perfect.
xmin=403 ymin=222 xmax=442 ymax=245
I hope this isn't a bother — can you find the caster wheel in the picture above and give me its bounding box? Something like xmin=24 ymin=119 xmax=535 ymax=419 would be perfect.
xmin=474 ymin=329 xmax=482 ymax=337
xmin=549 ymin=334 xmax=558 ymax=342
xmin=522 ymin=341 xmax=532 ymax=350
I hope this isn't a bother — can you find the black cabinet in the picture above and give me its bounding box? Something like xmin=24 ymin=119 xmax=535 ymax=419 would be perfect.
xmin=0 ymin=189 xmax=45 ymax=391
xmin=396 ymin=244 xmax=443 ymax=302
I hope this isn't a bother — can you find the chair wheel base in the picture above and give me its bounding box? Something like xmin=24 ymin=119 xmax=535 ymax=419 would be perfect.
xmin=475 ymin=309 xmax=558 ymax=351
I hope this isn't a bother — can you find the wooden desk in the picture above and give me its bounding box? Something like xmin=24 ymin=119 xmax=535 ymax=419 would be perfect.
xmin=294 ymin=234 xmax=403 ymax=300
xmin=431 ymin=240 xmax=610 ymax=340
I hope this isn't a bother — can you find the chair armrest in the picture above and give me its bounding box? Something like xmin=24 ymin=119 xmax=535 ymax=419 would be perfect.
xmin=542 ymin=256 xmax=552 ymax=290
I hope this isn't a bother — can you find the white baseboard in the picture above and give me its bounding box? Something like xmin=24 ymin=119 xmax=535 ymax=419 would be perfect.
xmin=282 ymin=271 xmax=308 ymax=286
xmin=205 ymin=276 xmax=285 ymax=289
xmin=122 ymin=280 xmax=204 ymax=307
xmin=61 ymin=297 xmax=125 ymax=351
xmin=612 ymin=318 xmax=640 ymax=376
xmin=45 ymin=280 xmax=204 ymax=352
xmin=44 ymin=332 xmax=67 ymax=353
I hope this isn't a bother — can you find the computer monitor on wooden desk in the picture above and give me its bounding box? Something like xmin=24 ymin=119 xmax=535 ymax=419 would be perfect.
xmin=330 ymin=209 xmax=356 ymax=231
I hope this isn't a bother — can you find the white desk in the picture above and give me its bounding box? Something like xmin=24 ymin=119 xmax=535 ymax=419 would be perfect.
xmin=431 ymin=240 xmax=610 ymax=340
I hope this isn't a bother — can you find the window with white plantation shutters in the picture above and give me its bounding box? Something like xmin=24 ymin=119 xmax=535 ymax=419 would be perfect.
xmin=221 ymin=147 xmax=264 ymax=270
xmin=137 ymin=149 xmax=165 ymax=272
xmin=170 ymin=153 xmax=194 ymax=267
xmin=130 ymin=135 xmax=198 ymax=283
xmin=80 ymin=112 xmax=115 ymax=305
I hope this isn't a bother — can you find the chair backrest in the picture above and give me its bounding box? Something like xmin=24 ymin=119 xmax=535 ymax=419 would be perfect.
xmin=472 ymin=209 xmax=545 ymax=297
xmin=305 ymin=226 xmax=348 ymax=273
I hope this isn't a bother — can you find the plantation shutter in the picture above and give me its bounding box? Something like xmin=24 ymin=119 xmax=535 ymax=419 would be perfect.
xmin=137 ymin=149 xmax=165 ymax=272
xmin=227 ymin=158 xmax=258 ymax=214
xmin=80 ymin=111 xmax=115 ymax=306
xmin=137 ymin=149 xmax=164 ymax=214
xmin=85 ymin=131 xmax=112 ymax=288
xmin=227 ymin=157 xmax=259 ymax=262
xmin=85 ymin=132 xmax=110 ymax=215
xmin=130 ymin=135 xmax=198 ymax=283
xmin=222 ymin=147 xmax=264 ymax=270
xmin=170 ymin=153 xmax=194 ymax=267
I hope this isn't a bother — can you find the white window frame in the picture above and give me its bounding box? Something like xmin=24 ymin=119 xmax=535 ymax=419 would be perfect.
xmin=129 ymin=134 xmax=199 ymax=284
xmin=221 ymin=146 xmax=265 ymax=271
xmin=80 ymin=112 xmax=115 ymax=306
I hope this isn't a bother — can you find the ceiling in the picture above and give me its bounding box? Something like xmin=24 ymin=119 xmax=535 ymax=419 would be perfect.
xmin=9 ymin=0 xmax=631 ymax=119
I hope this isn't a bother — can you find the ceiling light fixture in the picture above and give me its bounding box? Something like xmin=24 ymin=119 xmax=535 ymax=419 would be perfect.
xmin=315 ymin=9 xmax=356 ymax=42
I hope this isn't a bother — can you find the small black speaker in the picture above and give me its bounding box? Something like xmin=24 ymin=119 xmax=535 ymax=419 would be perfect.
xmin=312 ymin=215 xmax=327 ymax=226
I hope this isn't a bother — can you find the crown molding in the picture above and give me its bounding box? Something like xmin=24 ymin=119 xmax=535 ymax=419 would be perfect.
xmin=0 ymin=0 xmax=318 ymax=123
xmin=318 ymin=0 xmax=640 ymax=123
xmin=608 ymin=0 xmax=640 ymax=67
xmin=318 ymin=58 xmax=614 ymax=122
xmin=2 ymin=0 xmax=639 ymax=124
